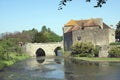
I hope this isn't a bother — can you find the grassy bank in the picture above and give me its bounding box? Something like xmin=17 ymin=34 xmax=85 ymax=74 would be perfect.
xmin=75 ymin=57 xmax=120 ymax=62
xmin=0 ymin=53 xmax=30 ymax=70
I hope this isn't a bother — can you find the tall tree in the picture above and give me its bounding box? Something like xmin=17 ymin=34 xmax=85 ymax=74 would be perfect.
xmin=33 ymin=26 xmax=62 ymax=43
xmin=22 ymin=28 xmax=38 ymax=43
xmin=41 ymin=26 xmax=47 ymax=32
xmin=33 ymin=32 xmax=48 ymax=43
xmin=58 ymin=0 xmax=107 ymax=10
xmin=115 ymin=21 xmax=120 ymax=41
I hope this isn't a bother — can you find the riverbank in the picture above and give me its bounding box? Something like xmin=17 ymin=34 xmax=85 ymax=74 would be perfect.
xmin=63 ymin=52 xmax=120 ymax=62
xmin=74 ymin=57 xmax=120 ymax=62
xmin=0 ymin=53 xmax=30 ymax=70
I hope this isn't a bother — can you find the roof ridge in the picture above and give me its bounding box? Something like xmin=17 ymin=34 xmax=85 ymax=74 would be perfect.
xmin=64 ymin=19 xmax=79 ymax=27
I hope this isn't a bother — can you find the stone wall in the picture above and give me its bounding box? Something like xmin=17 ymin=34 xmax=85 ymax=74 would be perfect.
xmin=64 ymin=32 xmax=73 ymax=51
xmin=72 ymin=28 xmax=115 ymax=46
xmin=23 ymin=42 xmax=63 ymax=57
xmin=99 ymin=45 xmax=109 ymax=57
xmin=108 ymin=29 xmax=115 ymax=43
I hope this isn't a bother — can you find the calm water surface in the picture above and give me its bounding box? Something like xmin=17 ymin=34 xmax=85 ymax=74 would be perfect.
xmin=0 ymin=57 xmax=120 ymax=80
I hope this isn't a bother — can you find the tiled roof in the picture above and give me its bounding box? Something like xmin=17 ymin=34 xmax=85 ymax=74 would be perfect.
xmin=64 ymin=18 xmax=110 ymax=33
xmin=64 ymin=20 xmax=79 ymax=27
xmin=83 ymin=18 xmax=98 ymax=27
xmin=66 ymin=26 xmax=79 ymax=33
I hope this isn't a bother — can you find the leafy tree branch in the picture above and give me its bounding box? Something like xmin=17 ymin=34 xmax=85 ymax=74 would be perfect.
xmin=58 ymin=0 xmax=107 ymax=10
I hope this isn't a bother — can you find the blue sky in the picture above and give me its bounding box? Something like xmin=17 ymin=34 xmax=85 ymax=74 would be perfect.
xmin=0 ymin=0 xmax=120 ymax=36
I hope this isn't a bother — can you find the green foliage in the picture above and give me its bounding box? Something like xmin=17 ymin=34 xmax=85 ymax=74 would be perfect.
xmin=0 ymin=53 xmax=29 ymax=70
xmin=0 ymin=39 xmax=22 ymax=60
xmin=1 ymin=26 xmax=62 ymax=43
xmin=108 ymin=46 xmax=120 ymax=58
xmin=41 ymin=25 xmax=48 ymax=32
xmin=71 ymin=42 xmax=98 ymax=57
xmin=110 ymin=42 xmax=120 ymax=45
xmin=33 ymin=32 xmax=48 ymax=43
xmin=115 ymin=21 xmax=120 ymax=40
xmin=22 ymin=28 xmax=38 ymax=43
xmin=33 ymin=26 xmax=62 ymax=43
xmin=1 ymin=28 xmax=38 ymax=44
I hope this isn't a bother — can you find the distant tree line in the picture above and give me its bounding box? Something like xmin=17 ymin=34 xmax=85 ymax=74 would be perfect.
xmin=1 ymin=25 xmax=62 ymax=44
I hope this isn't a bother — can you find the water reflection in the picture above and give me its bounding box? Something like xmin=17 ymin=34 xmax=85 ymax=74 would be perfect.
xmin=36 ymin=57 xmax=45 ymax=63
xmin=0 ymin=57 xmax=120 ymax=80
xmin=64 ymin=58 xmax=120 ymax=80
xmin=54 ymin=57 xmax=63 ymax=64
xmin=56 ymin=50 xmax=62 ymax=56
xmin=36 ymin=56 xmax=64 ymax=64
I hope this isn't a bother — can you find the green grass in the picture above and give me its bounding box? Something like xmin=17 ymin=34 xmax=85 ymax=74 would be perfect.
xmin=75 ymin=57 xmax=120 ymax=62
xmin=0 ymin=53 xmax=30 ymax=70
xmin=110 ymin=42 xmax=120 ymax=45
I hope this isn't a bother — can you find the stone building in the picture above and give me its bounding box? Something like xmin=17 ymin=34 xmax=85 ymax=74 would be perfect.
xmin=63 ymin=18 xmax=115 ymax=57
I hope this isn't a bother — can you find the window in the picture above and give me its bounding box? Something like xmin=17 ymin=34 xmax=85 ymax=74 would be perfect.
xmin=77 ymin=36 xmax=81 ymax=41
xmin=81 ymin=26 xmax=84 ymax=30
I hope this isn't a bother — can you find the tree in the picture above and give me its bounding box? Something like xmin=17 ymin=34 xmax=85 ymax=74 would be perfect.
xmin=115 ymin=21 xmax=120 ymax=41
xmin=58 ymin=0 xmax=107 ymax=10
xmin=41 ymin=26 xmax=47 ymax=32
xmin=0 ymin=38 xmax=22 ymax=60
xmin=22 ymin=28 xmax=38 ymax=43
xmin=33 ymin=26 xmax=62 ymax=43
xmin=33 ymin=32 xmax=47 ymax=43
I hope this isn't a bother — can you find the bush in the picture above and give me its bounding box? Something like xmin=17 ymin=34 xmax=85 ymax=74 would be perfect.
xmin=71 ymin=42 xmax=98 ymax=57
xmin=0 ymin=38 xmax=22 ymax=60
xmin=108 ymin=46 xmax=120 ymax=58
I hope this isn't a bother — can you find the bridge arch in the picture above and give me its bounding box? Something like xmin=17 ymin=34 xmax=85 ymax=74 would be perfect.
xmin=24 ymin=42 xmax=63 ymax=57
xmin=36 ymin=48 xmax=46 ymax=57
xmin=36 ymin=48 xmax=46 ymax=63
xmin=54 ymin=46 xmax=62 ymax=56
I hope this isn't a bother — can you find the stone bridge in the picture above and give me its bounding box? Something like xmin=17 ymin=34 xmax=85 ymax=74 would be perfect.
xmin=22 ymin=42 xmax=63 ymax=57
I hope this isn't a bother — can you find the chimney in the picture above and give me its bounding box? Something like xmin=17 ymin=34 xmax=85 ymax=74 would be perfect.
xmin=95 ymin=18 xmax=103 ymax=29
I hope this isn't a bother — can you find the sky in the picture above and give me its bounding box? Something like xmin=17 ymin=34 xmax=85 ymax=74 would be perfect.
xmin=0 ymin=0 xmax=120 ymax=36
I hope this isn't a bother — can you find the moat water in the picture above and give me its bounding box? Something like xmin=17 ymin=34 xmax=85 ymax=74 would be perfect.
xmin=0 ymin=57 xmax=120 ymax=80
